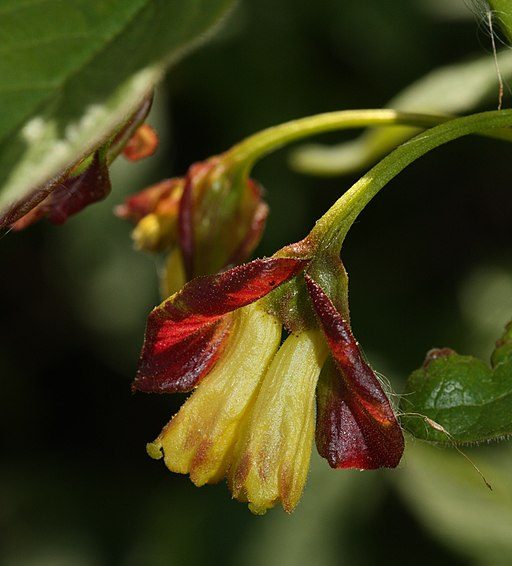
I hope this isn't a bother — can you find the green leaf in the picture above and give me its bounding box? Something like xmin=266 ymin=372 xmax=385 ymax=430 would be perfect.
xmin=0 ymin=0 xmax=235 ymax=218
xmin=289 ymin=50 xmax=512 ymax=176
xmin=396 ymin=441 xmax=512 ymax=566
xmin=488 ymin=0 xmax=512 ymax=43
xmin=400 ymin=323 xmax=512 ymax=444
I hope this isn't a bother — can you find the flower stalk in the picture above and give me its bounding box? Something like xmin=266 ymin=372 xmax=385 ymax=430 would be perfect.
xmin=226 ymin=108 xmax=512 ymax=178
xmin=307 ymin=109 xmax=512 ymax=255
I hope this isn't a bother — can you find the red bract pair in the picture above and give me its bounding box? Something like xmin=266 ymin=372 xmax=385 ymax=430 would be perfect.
xmin=134 ymin=256 xmax=404 ymax=514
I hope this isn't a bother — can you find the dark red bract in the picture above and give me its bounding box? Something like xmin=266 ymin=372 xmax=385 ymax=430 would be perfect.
xmin=133 ymin=258 xmax=307 ymax=394
xmin=11 ymin=153 xmax=111 ymax=231
xmin=305 ymin=274 xmax=404 ymax=469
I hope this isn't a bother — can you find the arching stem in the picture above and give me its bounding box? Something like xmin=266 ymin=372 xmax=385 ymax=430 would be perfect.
xmin=308 ymin=109 xmax=512 ymax=254
xmin=227 ymin=109 xmax=512 ymax=180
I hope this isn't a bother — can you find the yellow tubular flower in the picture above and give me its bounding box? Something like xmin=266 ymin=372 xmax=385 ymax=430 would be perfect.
xmin=135 ymin=259 xmax=405 ymax=514
xmin=131 ymin=212 xmax=175 ymax=252
xmin=116 ymin=156 xmax=269 ymax=291
xmin=147 ymin=302 xmax=282 ymax=487
xmin=159 ymin=247 xmax=186 ymax=299
xmin=228 ymin=329 xmax=329 ymax=514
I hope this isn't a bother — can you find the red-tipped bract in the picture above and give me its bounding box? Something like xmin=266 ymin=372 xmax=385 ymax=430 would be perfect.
xmin=133 ymin=258 xmax=307 ymax=394
xmin=304 ymin=274 xmax=404 ymax=470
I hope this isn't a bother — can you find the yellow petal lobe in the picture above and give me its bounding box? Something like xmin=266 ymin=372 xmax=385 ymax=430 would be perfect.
xmin=152 ymin=303 xmax=282 ymax=486
xmin=132 ymin=213 xmax=175 ymax=252
xmin=228 ymin=329 xmax=329 ymax=514
xmin=160 ymin=247 xmax=186 ymax=299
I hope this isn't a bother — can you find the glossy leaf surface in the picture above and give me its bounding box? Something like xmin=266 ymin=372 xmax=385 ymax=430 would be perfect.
xmin=0 ymin=0 xmax=235 ymax=220
xmin=401 ymin=323 xmax=512 ymax=444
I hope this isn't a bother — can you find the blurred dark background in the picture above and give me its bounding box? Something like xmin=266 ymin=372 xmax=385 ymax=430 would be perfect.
xmin=2 ymin=0 xmax=512 ymax=564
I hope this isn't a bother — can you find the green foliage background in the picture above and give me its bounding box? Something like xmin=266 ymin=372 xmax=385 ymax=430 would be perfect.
xmin=2 ymin=0 xmax=512 ymax=564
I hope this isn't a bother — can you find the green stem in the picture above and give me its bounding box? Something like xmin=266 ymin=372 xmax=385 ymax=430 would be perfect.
xmin=310 ymin=109 xmax=512 ymax=253
xmin=227 ymin=109 xmax=512 ymax=175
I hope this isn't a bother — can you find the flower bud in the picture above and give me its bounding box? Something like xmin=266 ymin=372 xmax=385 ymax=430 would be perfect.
xmin=122 ymin=124 xmax=158 ymax=161
xmin=117 ymin=154 xmax=268 ymax=295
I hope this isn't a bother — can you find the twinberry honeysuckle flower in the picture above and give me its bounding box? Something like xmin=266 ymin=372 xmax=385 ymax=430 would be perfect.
xmin=132 ymin=108 xmax=502 ymax=514
xmin=116 ymin=155 xmax=268 ymax=297
xmin=134 ymin=256 xmax=404 ymax=514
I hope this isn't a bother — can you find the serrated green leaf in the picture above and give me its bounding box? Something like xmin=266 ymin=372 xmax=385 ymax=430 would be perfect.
xmin=401 ymin=323 xmax=512 ymax=444
xmin=289 ymin=50 xmax=512 ymax=176
xmin=0 ymin=0 xmax=235 ymax=218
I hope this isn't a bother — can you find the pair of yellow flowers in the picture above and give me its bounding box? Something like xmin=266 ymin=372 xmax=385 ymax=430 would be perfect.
xmin=131 ymin=257 xmax=404 ymax=515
